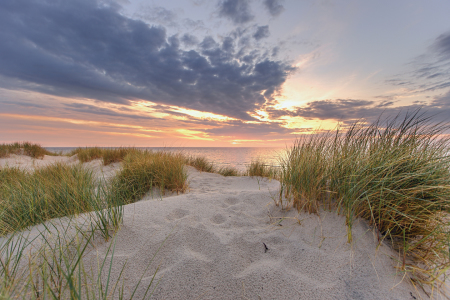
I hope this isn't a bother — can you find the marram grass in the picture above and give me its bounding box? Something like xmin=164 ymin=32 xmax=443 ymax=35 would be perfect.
xmin=0 ymin=148 xmax=183 ymax=299
xmin=0 ymin=163 xmax=98 ymax=235
xmin=186 ymin=155 xmax=216 ymax=173
xmin=217 ymin=165 xmax=240 ymax=176
xmin=279 ymin=110 xmax=450 ymax=287
xmin=69 ymin=147 xmax=138 ymax=165
xmin=0 ymin=142 xmax=56 ymax=159
xmin=246 ymin=159 xmax=280 ymax=180
xmin=109 ymin=150 xmax=188 ymax=204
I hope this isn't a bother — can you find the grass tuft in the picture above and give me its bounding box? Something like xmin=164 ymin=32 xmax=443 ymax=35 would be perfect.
xmin=0 ymin=142 xmax=55 ymax=159
xmin=279 ymin=110 xmax=450 ymax=286
xmin=218 ymin=166 xmax=240 ymax=176
xmin=109 ymin=150 xmax=188 ymax=204
xmin=68 ymin=147 xmax=104 ymax=163
xmin=186 ymin=156 xmax=216 ymax=172
xmin=0 ymin=163 xmax=98 ymax=235
xmin=246 ymin=159 xmax=280 ymax=179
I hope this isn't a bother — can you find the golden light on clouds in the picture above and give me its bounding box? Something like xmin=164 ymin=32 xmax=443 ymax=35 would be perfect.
xmin=175 ymin=129 xmax=214 ymax=141
xmin=130 ymin=100 xmax=236 ymax=122
xmin=0 ymin=113 xmax=162 ymax=132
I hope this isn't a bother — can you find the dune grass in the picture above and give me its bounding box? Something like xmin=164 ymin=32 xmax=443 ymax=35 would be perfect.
xmin=279 ymin=111 xmax=450 ymax=286
xmin=217 ymin=165 xmax=240 ymax=176
xmin=246 ymin=159 xmax=280 ymax=179
xmin=0 ymin=148 xmax=185 ymax=298
xmin=186 ymin=156 xmax=216 ymax=173
xmin=109 ymin=150 xmax=188 ymax=204
xmin=69 ymin=147 xmax=138 ymax=165
xmin=0 ymin=213 xmax=167 ymax=299
xmin=0 ymin=163 xmax=99 ymax=235
xmin=0 ymin=142 xmax=56 ymax=159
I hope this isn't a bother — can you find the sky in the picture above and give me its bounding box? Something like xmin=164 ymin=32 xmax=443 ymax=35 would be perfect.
xmin=1 ymin=0 xmax=450 ymax=147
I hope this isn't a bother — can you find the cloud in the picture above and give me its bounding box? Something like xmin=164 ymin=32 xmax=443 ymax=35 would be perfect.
xmin=267 ymin=96 xmax=450 ymax=127
xmin=62 ymin=103 xmax=157 ymax=120
xmin=201 ymin=119 xmax=294 ymax=137
xmin=180 ymin=33 xmax=199 ymax=46
xmin=134 ymin=6 xmax=178 ymax=27
xmin=0 ymin=0 xmax=294 ymax=120
xmin=288 ymin=99 xmax=388 ymax=121
xmin=253 ymin=25 xmax=269 ymax=40
xmin=217 ymin=0 xmax=254 ymax=24
xmin=433 ymin=31 xmax=450 ymax=61
xmin=386 ymin=31 xmax=450 ymax=94
xmin=262 ymin=0 xmax=284 ymax=17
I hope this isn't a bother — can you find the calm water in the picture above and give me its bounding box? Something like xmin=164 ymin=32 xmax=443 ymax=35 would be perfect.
xmin=46 ymin=147 xmax=286 ymax=172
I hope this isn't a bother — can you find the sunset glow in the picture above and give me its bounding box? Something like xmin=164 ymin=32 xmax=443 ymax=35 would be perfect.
xmin=1 ymin=0 xmax=449 ymax=147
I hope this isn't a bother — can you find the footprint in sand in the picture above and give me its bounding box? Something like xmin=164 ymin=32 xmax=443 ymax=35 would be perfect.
xmin=166 ymin=208 xmax=190 ymax=221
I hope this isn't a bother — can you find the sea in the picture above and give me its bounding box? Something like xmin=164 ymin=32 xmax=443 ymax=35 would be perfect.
xmin=45 ymin=147 xmax=287 ymax=172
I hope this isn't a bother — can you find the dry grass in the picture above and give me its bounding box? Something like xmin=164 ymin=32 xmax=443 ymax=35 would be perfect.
xmin=218 ymin=165 xmax=240 ymax=176
xmin=279 ymin=110 xmax=450 ymax=288
xmin=109 ymin=150 xmax=188 ymax=204
xmin=186 ymin=156 xmax=216 ymax=172
xmin=0 ymin=142 xmax=56 ymax=159
xmin=246 ymin=159 xmax=280 ymax=179
xmin=0 ymin=148 xmax=184 ymax=298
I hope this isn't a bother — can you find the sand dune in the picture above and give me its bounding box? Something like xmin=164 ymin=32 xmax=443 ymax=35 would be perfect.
xmin=0 ymin=155 xmax=431 ymax=299
xmin=89 ymin=167 xmax=423 ymax=299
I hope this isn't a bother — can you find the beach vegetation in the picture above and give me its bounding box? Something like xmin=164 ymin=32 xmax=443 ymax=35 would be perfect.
xmin=0 ymin=142 xmax=56 ymax=159
xmin=246 ymin=159 xmax=280 ymax=179
xmin=279 ymin=110 xmax=450 ymax=287
xmin=218 ymin=165 xmax=240 ymax=176
xmin=109 ymin=150 xmax=188 ymax=204
xmin=69 ymin=147 xmax=138 ymax=165
xmin=0 ymin=214 xmax=166 ymax=299
xmin=186 ymin=155 xmax=216 ymax=172
xmin=0 ymin=163 xmax=100 ymax=235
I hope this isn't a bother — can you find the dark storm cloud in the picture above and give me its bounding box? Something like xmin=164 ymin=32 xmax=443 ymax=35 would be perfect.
xmin=253 ymin=26 xmax=269 ymax=40
xmin=218 ymin=0 xmax=254 ymax=24
xmin=263 ymin=0 xmax=284 ymax=17
xmin=0 ymin=0 xmax=294 ymax=120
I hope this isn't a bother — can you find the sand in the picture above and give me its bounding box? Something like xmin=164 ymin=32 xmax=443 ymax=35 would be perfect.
xmin=0 ymin=155 xmax=436 ymax=299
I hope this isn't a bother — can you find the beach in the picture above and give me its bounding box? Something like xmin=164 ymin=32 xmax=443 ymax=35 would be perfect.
xmin=0 ymin=154 xmax=431 ymax=299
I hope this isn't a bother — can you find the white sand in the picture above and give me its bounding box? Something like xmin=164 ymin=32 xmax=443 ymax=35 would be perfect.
xmin=0 ymin=155 xmax=434 ymax=299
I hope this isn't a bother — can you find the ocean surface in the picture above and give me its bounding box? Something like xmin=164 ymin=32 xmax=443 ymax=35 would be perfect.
xmin=46 ymin=147 xmax=286 ymax=172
